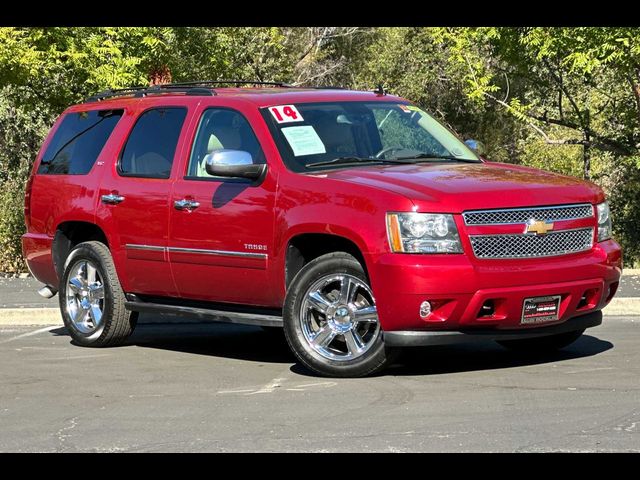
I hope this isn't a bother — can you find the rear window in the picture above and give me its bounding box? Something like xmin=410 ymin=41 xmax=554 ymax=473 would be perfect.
xmin=38 ymin=110 xmax=123 ymax=175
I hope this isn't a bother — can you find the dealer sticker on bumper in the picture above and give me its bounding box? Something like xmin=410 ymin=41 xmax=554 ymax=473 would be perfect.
xmin=521 ymin=295 xmax=561 ymax=324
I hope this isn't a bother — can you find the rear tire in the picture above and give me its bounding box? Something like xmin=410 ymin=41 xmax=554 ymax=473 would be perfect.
xmin=59 ymin=241 xmax=137 ymax=347
xmin=283 ymin=252 xmax=398 ymax=378
xmin=497 ymin=329 xmax=584 ymax=353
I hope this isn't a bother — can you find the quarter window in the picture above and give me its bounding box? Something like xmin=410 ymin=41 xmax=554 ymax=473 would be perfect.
xmin=38 ymin=110 xmax=123 ymax=175
xmin=119 ymin=108 xmax=187 ymax=178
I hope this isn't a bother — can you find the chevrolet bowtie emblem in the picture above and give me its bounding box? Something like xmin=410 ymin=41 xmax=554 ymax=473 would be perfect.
xmin=525 ymin=219 xmax=554 ymax=235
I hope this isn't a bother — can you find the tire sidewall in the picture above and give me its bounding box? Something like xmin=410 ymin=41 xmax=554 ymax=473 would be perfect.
xmin=283 ymin=253 xmax=391 ymax=377
xmin=59 ymin=243 xmax=115 ymax=345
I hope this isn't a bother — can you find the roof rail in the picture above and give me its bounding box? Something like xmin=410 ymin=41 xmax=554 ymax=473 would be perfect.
xmin=164 ymin=80 xmax=294 ymax=88
xmin=84 ymin=80 xmax=296 ymax=103
xmin=85 ymin=84 xmax=216 ymax=103
xmin=84 ymin=80 xmax=349 ymax=103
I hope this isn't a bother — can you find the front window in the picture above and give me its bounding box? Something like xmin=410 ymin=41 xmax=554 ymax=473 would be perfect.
xmin=262 ymin=102 xmax=479 ymax=172
xmin=187 ymin=108 xmax=265 ymax=179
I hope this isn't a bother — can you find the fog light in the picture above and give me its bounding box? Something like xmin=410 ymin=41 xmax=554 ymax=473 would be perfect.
xmin=419 ymin=301 xmax=432 ymax=319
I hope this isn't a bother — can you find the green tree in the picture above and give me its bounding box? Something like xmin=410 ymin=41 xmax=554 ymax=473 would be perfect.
xmin=0 ymin=27 xmax=639 ymax=272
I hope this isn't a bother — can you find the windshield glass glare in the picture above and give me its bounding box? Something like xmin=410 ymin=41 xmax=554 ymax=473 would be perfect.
xmin=262 ymin=102 xmax=479 ymax=172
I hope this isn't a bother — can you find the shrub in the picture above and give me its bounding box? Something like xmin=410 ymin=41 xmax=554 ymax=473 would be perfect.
xmin=0 ymin=175 xmax=27 ymax=273
xmin=0 ymin=86 xmax=53 ymax=274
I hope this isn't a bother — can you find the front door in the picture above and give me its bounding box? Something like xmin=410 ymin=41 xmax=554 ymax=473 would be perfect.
xmin=97 ymin=106 xmax=190 ymax=297
xmin=168 ymin=106 xmax=277 ymax=306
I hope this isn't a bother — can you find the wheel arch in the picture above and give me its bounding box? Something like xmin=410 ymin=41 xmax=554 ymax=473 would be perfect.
xmin=52 ymin=221 xmax=109 ymax=280
xmin=283 ymin=230 xmax=371 ymax=289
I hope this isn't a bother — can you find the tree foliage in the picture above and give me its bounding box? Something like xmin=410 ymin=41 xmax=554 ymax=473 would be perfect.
xmin=0 ymin=26 xmax=639 ymax=273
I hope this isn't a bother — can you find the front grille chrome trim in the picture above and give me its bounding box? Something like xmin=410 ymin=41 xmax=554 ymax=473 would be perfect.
xmin=463 ymin=203 xmax=594 ymax=226
xmin=469 ymin=228 xmax=594 ymax=259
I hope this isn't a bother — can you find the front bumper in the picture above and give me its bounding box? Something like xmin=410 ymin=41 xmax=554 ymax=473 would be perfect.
xmin=383 ymin=310 xmax=602 ymax=347
xmin=369 ymin=239 xmax=622 ymax=332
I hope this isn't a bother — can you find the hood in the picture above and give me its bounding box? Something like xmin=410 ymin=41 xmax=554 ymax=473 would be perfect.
xmin=308 ymin=161 xmax=603 ymax=212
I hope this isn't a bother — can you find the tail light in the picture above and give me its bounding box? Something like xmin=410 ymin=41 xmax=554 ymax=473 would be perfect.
xmin=24 ymin=174 xmax=34 ymax=230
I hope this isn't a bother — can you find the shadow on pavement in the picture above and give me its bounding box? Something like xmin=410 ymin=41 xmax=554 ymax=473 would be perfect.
xmin=387 ymin=335 xmax=613 ymax=377
xmin=51 ymin=322 xmax=295 ymax=364
xmin=48 ymin=324 xmax=613 ymax=376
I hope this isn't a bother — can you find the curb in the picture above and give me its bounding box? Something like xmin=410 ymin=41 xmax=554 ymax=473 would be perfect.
xmin=0 ymin=298 xmax=638 ymax=326
xmin=599 ymin=298 xmax=640 ymax=316
xmin=0 ymin=308 xmax=63 ymax=326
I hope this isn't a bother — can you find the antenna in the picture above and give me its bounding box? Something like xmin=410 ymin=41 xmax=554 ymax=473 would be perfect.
xmin=373 ymin=84 xmax=387 ymax=96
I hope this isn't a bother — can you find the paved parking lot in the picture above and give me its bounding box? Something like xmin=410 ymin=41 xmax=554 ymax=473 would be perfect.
xmin=1 ymin=314 xmax=638 ymax=452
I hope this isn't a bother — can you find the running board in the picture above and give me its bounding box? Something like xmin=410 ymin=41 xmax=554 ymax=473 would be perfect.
xmin=124 ymin=298 xmax=283 ymax=328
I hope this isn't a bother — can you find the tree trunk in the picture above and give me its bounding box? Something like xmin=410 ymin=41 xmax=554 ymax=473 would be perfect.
xmin=583 ymin=133 xmax=591 ymax=180
xmin=582 ymin=109 xmax=591 ymax=180
xmin=633 ymin=75 xmax=640 ymax=129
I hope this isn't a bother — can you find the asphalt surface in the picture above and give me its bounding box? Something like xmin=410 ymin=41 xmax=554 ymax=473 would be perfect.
xmin=2 ymin=273 xmax=639 ymax=309
xmin=0 ymin=314 xmax=638 ymax=452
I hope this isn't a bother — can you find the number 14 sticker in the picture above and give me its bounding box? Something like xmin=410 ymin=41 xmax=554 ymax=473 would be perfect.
xmin=269 ymin=105 xmax=304 ymax=123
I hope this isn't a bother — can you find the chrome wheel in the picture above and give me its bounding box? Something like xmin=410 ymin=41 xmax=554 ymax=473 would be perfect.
xmin=299 ymin=274 xmax=380 ymax=361
xmin=65 ymin=260 xmax=105 ymax=335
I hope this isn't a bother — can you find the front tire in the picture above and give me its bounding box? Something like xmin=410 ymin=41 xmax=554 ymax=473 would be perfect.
xmin=59 ymin=241 xmax=137 ymax=347
xmin=497 ymin=329 xmax=585 ymax=353
xmin=283 ymin=252 xmax=397 ymax=377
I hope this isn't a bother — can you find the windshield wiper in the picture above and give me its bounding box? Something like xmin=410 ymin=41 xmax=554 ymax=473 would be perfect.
xmin=307 ymin=154 xmax=480 ymax=169
xmin=392 ymin=154 xmax=480 ymax=163
xmin=307 ymin=156 xmax=403 ymax=168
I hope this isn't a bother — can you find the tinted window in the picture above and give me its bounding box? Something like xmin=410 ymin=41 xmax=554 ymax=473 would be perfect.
xmin=187 ymin=108 xmax=265 ymax=178
xmin=38 ymin=110 xmax=123 ymax=175
xmin=119 ymin=108 xmax=187 ymax=178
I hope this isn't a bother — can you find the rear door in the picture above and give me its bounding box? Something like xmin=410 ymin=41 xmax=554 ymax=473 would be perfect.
xmin=168 ymin=104 xmax=277 ymax=306
xmin=96 ymin=104 xmax=193 ymax=297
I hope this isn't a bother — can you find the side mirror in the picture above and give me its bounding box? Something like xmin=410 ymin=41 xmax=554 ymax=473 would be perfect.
xmin=205 ymin=150 xmax=267 ymax=180
xmin=464 ymin=139 xmax=486 ymax=156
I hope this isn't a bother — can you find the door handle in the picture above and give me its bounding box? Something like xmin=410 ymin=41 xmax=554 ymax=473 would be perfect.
xmin=101 ymin=193 xmax=125 ymax=205
xmin=174 ymin=199 xmax=200 ymax=211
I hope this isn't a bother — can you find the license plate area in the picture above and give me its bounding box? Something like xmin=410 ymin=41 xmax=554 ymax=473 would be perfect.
xmin=521 ymin=295 xmax=561 ymax=324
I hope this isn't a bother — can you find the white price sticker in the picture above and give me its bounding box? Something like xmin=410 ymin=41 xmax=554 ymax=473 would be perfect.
xmin=269 ymin=105 xmax=304 ymax=124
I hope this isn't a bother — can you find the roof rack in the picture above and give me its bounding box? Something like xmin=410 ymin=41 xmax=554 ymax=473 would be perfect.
xmin=163 ymin=80 xmax=294 ymax=88
xmin=84 ymin=80 xmax=349 ymax=103
xmin=85 ymin=84 xmax=216 ymax=103
xmin=84 ymin=80 xmax=297 ymax=103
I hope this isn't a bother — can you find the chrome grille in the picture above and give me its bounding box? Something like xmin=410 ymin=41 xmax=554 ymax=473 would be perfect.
xmin=463 ymin=204 xmax=593 ymax=225
xmin=469 ymin=228 xmax=594 ymax=259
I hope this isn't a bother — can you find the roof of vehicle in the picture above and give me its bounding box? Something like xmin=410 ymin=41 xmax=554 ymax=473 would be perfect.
xmin=73 ymin=85 xmax=407 ymax=111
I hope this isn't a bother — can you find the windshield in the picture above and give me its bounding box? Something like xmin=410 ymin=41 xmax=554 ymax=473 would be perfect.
xmin=262 ymin=101 xmax=479 ymax=172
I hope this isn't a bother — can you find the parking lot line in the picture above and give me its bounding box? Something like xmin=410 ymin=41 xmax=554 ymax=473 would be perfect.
xmin=0 ymin=325 xmax=59 ymax=345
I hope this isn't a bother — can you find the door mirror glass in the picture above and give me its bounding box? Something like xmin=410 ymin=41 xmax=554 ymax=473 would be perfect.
xmin=204 ymin=149 xmax=267 ymax=180
xmin=464 ymin=139 xmax=486 ymax=156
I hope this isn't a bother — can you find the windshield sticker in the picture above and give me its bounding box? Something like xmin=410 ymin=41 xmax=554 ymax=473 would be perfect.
xmin=281 ymin=126 xmax=326 ymax=156
xmin=399 ymin=104 xmax=424 ymax=114
xmin=269 ymin=105 xmax=304 ymax=124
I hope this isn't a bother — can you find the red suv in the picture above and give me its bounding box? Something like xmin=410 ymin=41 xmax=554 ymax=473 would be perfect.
xmin=22 ymin=81 xmax=623 ymax=377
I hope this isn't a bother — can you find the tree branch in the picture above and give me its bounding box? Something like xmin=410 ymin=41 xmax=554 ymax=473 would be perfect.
xmin=542 ymin=58 xmax=586 ymax=128
xmin=531 ymin=115 xmax=633 ymax=154
xmin=628 ymin=71 xmax=640 ymax=128
xmin=481 ymin=90 xmax=581 ymax=144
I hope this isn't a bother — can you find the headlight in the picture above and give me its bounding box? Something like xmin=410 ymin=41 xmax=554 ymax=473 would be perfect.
xmin=386 ymin=213 xmax=463 ymax=253
xmin=596 ymin=201 xmax=612 ymax=242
